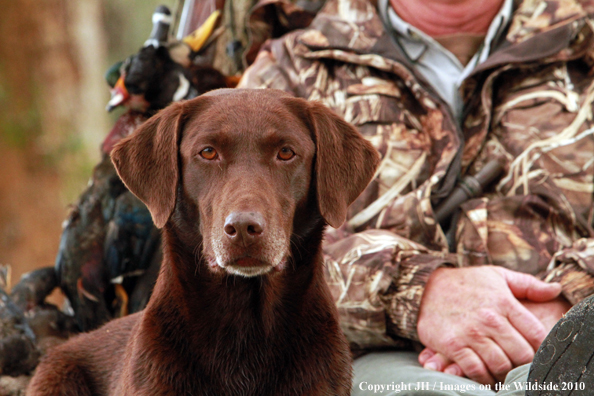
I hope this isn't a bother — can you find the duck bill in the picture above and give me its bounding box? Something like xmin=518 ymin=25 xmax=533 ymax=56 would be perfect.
xmin=106 ymin=76 xmax=130 ymax=112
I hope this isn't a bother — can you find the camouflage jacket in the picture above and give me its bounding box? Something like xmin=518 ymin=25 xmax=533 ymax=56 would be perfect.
xmin=238 ymin=0 xmax=594 ymax=352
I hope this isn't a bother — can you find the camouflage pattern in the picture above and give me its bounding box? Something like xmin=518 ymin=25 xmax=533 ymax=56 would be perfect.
xmin=238 ymin=0 xmax=594 ymax=351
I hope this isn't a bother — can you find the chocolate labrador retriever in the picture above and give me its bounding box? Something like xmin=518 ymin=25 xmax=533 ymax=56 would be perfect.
xmin=28 ymin=89 xmax=379 ymax=396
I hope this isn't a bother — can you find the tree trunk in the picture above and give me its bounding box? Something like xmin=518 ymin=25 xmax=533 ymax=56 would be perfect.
xmin=0 ymin=0 xmax=109 ymax=293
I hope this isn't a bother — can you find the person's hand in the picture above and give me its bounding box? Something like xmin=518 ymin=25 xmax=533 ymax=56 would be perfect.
xmin=418 ymin=296 xmax=571 ymax=378
xmin=417 ymin=266 xmax=562 ymax=385
xmin=520 ymin=296 xmax=571 ymax=331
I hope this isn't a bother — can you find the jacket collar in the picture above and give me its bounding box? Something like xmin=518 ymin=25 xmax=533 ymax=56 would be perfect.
xmin=299 ymin=0 xmax=592 ymax=70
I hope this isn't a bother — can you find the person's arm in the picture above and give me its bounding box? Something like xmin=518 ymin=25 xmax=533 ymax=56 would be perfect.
xmin=237 ymin=30 xmax=592 ymax=381
xmin=323 ymin=229 xmax=456 ymax=350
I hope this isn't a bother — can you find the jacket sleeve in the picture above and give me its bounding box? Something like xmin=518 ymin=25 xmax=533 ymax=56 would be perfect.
xmin=544 ymin=239 xmax=594 ymax=305
xmin=322 ymin=229 xmax=457 ymax=351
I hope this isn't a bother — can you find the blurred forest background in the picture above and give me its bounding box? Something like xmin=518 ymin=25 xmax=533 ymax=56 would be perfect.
xmin=0 ymin=0 xmax=251 ymax=289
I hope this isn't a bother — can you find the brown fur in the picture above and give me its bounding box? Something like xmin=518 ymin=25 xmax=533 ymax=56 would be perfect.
xmin=28 ymin=89 xmax=380 ymax=396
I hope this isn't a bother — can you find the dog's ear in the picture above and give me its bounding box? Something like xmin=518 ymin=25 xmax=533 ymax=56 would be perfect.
xmin=111 ymin=102 xmax=185 ymax=228
xmin=307 ymin=101 xmax=380 ymax=228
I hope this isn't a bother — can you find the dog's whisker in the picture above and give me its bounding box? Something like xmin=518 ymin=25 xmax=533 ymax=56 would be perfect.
xmin=290 ymin=237 xmax=305 ymax=262
xmin=192 ymin=240 xmax=204 ymax=276
xmin=259 ymin=276 xmax=265 ymax=294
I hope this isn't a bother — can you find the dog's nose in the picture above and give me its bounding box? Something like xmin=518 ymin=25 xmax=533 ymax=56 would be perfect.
xmin=224 ymin=212 xmax=265 ymax=246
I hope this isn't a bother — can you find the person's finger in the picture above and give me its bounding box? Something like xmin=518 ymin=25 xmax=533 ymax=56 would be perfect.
xmin=476 ymin=307 xmax=536 ymax=367
xmin=423 ymin=351 xmax=451 ymax=372
xmin=444 ymin=363 xmax=463 ymax=377
xmin=421 ymin=350 xmax=465 ymax=377
xmin=496 ymin=267 xmax=561 ymax=302
xmin=449 ymin=346 xmax=496 ymax=386
xmin=521 ymin=297 xmax=572 ymax=333
xmin=506 ymin=299 xmax=549 ymax=351
xmin=467 ymin=336 xmax=513 ymax=383
xmin=418 ymin=348 xmax=435 ymax=366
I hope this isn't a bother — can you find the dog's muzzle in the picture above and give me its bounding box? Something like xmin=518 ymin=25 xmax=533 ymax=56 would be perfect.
xmin=210 ymin=211 xmax=288 ymax=277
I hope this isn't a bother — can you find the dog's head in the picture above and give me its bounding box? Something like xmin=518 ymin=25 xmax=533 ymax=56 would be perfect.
xmin=111 ymin=89 xmax=379 ymax=277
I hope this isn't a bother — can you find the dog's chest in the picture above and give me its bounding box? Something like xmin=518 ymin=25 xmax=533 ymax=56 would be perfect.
xmin=120 ymin=254 xmax=348 ymax=396
xmin=127 ymin=323 xmax=329 ymax=396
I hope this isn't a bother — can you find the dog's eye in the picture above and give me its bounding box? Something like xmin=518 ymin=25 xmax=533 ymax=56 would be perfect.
xmin=277 ymin=147 xmax=295 ymax=161
xmin=200 ymin=147 xmax=218 ymax=160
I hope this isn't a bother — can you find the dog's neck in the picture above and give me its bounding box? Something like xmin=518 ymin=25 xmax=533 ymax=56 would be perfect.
xmin=142 ymin=215 xmax=329 ymax=339
xmin=124 ymin=218 xmax=334 ymax=392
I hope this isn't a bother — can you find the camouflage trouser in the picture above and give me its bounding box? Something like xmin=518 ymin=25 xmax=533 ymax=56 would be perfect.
xmin=352 ymin=351 xmax=529 ymax=396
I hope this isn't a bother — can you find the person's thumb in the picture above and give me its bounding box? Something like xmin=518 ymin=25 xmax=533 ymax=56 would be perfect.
xmin=494 ymin=267 xmax=562 ymax=302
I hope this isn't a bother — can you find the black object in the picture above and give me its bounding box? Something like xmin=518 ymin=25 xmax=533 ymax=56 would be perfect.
xmin=434 ymin=159 xmax=505 ymax=224
xmin=527 ymin=294 xmax=594 ymax=395
xmin=146 ymin=5 xmax=172 ymax=47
